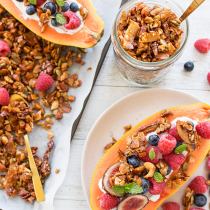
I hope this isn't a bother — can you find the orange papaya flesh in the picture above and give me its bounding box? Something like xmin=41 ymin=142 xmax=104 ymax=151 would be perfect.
xmin=90 ymin=103 xmax=210 ymax=210
xmin=0 ymin=0 xmax=104 ymax=48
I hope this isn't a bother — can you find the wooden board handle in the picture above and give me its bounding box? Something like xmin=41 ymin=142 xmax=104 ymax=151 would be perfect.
xmin=179 ymin=0 xmax=205 ymax=22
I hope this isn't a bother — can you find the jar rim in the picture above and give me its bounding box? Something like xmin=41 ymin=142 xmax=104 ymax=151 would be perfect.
xmin=111 ymin=0 xmax=189 ymax=68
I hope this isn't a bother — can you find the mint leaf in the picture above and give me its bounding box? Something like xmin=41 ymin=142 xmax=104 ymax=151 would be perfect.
xmin=174 ymin=144 xmax=187 ymax=154
xmin=149 ymin=148 xmax=156 ymax=161
xmin=112 ymin=185 xmax=125 ymax=194
xmin=112 ymin=182 xmax=143 ymax=194
xmin=125 ymin=182 xmax=143 ymax=194
xmin=56 ymin=0 xmax=65 ymax=7
xmin=154 ymin=172 xmax=163 ymax=183
xmin=56 ymin=14 xmax=67 ymax=24
xmin=28 ymin=0 xmax=37 ymax=5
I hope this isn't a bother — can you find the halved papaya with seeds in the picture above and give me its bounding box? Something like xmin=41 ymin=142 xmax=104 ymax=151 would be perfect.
xmin=90 ymin=103 xmax=210 ymax=210
xmin=0 ymin=0 xmax=104 ymax=48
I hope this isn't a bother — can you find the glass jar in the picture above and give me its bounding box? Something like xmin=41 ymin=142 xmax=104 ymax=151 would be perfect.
xmin=111 ymin=0 xmax=189 ymax=86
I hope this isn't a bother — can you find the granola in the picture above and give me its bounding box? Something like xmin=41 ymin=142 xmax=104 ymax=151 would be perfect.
xmin=0 ymin=4 xmax=85 ymax=203
xmin=117 ymin=2 xmax=183 ymax=62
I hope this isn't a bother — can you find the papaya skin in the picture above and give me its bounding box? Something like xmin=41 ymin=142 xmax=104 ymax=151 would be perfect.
xmin=0 ymin=0 xmax=104 ymax=48
xmin=90 ymin=103 xmax=210 ymax=210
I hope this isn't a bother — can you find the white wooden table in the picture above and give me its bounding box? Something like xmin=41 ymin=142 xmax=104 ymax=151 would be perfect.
xmin=54 ymin=0 xmax=210 ymax=209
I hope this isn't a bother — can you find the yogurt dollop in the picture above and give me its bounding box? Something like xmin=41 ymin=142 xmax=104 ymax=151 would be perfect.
xmin=12 ymin=0 xmax=85 ymax=35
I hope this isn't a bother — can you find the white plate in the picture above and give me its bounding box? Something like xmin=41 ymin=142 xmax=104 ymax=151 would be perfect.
xmin=81 ymin=88 xmax=208 ymax=209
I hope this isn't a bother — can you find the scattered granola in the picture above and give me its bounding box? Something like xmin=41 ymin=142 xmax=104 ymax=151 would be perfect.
xmin=117 ymin=2 xmax=183 ymax=62
xmin=0 ymin=4 xmax=85 ymax=203
xmin=103 ymin=137 xmax=117 ymax=153
xmin=182 ymin=188 xmax=194 ymax=210
xmin=55 ymin=169 xmax=60 ymax=174
xmin=123 ymin=124 xmax=132 ymax=133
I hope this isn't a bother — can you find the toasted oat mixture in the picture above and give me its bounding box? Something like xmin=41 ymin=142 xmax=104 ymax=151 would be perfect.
xmin=117 ymin=2 xmax=183 ymax=62
xmin=0 ymin=4 xmax=85 ymax=203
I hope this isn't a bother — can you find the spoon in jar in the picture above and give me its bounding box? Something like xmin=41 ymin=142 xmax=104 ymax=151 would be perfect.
xmin=9 ymin=94 xmax=45 ymax=202
xmin=179 ymin=0 xmax=205 ymax=22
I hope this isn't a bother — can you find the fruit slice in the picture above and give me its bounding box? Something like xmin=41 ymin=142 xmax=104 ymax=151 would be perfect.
xmin=118 ymin=194 xmax=149 ymax=210
xmin=1 ymin=0 xmax=104 ymax=48
xmin=102 ymin=162 xmax=124 ymax=197
xmin=90 ymin=103 xmax=210 ymax=210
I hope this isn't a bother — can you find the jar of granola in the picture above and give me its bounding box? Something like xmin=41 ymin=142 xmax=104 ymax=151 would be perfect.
xmin=111 ymin=0 xmax=189 ymax=86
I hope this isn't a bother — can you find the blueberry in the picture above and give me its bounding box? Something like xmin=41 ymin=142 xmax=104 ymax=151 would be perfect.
xmin=43 ymin=2 xmax=57 ymax=15
xmin=26 ymin=5 xmax=36 ymax=15
xmin=141 ymin=178 xmax=150 ymax=194
xmin=184 ymin=62 xmax=194 ymax=71
xmin=127 ymin=155 xmax=140 ymax=168
xmin=149 ymin=135 xmax=160 ymax=146
xmin=70 ymin=2 xmax=79 ymax=12
xmin=51 ymin=13 xmax=62 ymax=27
xmin=61 ymin=2 xmax=70 ymax=12
xmin=166 ymin=166 xmax=171 ymax=175
xmin=189 ymin=121 xmax=194 ymax=128
xmin=155 ymin=168 xmax=160 ymax=173
xmin=208 ymin=173 xmax=210 ymax=180
xmin=194 ymin=194 xmax=207 ymax=207
xmin=174 ymin=141 xmax=182 ymax=150
xmin=16 ymin=0 xmax=23 ymax=1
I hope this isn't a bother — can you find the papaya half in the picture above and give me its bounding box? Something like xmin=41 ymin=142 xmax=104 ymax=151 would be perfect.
xmin=0 ymin=0 xmax=104 ymax=48
xmin=90 ymin=103 xmax=210 ymax=210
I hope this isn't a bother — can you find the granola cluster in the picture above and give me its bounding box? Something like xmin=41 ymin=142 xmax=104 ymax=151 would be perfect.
xmin=117 ymin=2 xmax=183 ymax=62
xmin=0 ymin=4 xmax=85 ymax=203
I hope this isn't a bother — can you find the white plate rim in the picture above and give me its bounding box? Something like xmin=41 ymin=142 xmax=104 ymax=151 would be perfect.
xmin=81 ymin=88 xmax=205 ymax=208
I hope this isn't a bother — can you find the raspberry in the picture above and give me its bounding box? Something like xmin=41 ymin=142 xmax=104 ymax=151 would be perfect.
xmin=162 ymin=202 xmax=180 ymax=210
xmin=196 ymin=121 xmax=210 ymax=139
xmin=190 ymin=209 xmax=205 ymax=210
xmin=0 ymin=88 xmax=10 ymax=106
xmin=163 ymin=152 xmax=185 ymax=170
xmin=100 ymin=193 xmax=119 ymax=210
xmin=194 ymin=39 xmax=210 ymax=53
xmin=0 ymin=40 xmax=10 ymax=57
xmin=158 ymin=134 xmax=177 ymax=155
xmin=35 ymin=73 xmax=54 ymax=91
xmin=64 ymin=11 xmax=81 ymax=30
xmin=188 ymin=176 xmax=208 ymax=194
xmin=207 ymin=72 xmax=210 ymax=84
xmin=36 ymin=0 xmax=46 ymax=6
xmin=168 ymin=126 xmax=183 ymax=142
xmin=207 ymin=157 xmax=210 ymax=170
xmin=139 ymin=146 xmax=158 ymax=164
xmin=148 ymin=177 xmax=166 ymax=195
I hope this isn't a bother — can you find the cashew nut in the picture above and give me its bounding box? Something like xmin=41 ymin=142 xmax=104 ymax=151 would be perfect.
xmin=143 ymin=162 xmax=156 ymax=179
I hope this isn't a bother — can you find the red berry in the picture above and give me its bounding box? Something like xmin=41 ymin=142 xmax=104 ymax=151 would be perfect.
xmin=163 ymin=152 xmax=185 ymax=170
xmin=207 ymin=157 xmax=210 ymax=170
xmin=0 ymin=40 xmax=10 ymax=57
xmin=168 ymin=126 xmax=183 ymax=142
xmin=100 ymin=193 xmax=119 ymax=210
xmin=162 ymin=202 xmax=180 ymax=210
xmin=190 ymin=209 xmax=205 ymax=210
xmin=148 ymin=177 xmax=166 ymax=195
xmin=35 ymin=73 xmax=54 ymax=91
xmin=139 ymin=146 xmax=158 ymax=164
xmin=188 ymin=176 xmax=208 ymax=194
xmin=158 ymin=134 xmax=177 ymax=155
xmin=207 ymin=72 xmax=210 ymax=84
xmin=36 ymin=0 xmax=47 ymax=6
xmin=64 ymin=11 xmax=81 ymax=30
xmin=194 ymin=39 xmax=210 ymax=53
xmin=0 ymin=88 xmax=10 ymax=106
xmin=196 ymin=121 xmax=210 ymax=139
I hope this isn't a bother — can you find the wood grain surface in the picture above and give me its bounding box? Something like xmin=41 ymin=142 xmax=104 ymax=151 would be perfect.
xmin=54 ymin=0 xmax=209 ymax=209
